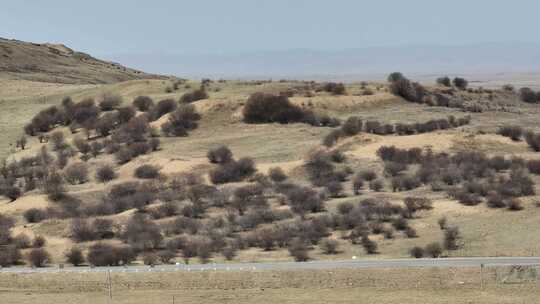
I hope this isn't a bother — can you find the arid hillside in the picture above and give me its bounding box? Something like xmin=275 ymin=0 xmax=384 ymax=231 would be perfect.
xmin=1 ymin=73 xmax=540 ymax=268
xmin=0 ymin=38 xmax=166 ymax=84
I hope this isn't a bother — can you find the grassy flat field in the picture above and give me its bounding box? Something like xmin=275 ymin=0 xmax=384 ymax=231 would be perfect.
xmin=1 ymin=267 xmax=539 ymax=304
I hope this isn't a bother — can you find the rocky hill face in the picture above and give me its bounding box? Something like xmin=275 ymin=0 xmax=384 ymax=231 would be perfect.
xmin=0 ymin=38 xmax=167 ymax=84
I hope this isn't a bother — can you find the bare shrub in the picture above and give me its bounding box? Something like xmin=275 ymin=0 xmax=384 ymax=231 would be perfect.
xmin=134 ymin=164 xmax=160 ymax=179
xmin=438 ymin=216 xmax=448 ymax=230
xmin=50 ymin=131 xmax=66 ymax=151
xmin=207 ymin=146 xmax=233 ymax=164
xmin=158 ymin=250 xmax=176 ymax=264
xmin=320 ymin=238 xmax=339 ymax=254
xmin=99 ymin=94 xmax=122 ymax=111
xmin=0 ymin=245 xmax=21 ymax=267
xmin=288 ymin=238 xmax=310 ymax=261
xmin=133 ymin=96 xmax=154 ymax=112
xmin=519 ymin=87 xmax=539 ymax=103
xmin=498 ymin=126 xmax=523 ymax=141
xmin=269 ymin=167 xmax=288 ymax=182
xmin=179 ymin=87 xmax=209 ymax=103
xmin=27 ymin=248 xmax=50 ymax=267
xmin=453 ymin=77 xmax=468 ymax=90
xmin=161 ymin=104 xmax=201 ymax=136
xmin=410 ymin=246 xmax=424 ymax=258
xmin=388 ymin=74 xmax=425 ymax=103
xmin=436 ymin=76 xmax=451 ymax=87
xmin=361 ymin=236 xmax=378 ymax=254
xmin=403 ymin=197 xmax=433 ymax=215
xmin=369 ymin=179 xmax=384 ymax=192
xmin=117 ymin=106 xmax=136 ymax=124
xmin=525 ymin=131 xmax=540 ymax=152
xmin=341 ymin=116 xmax=362 ymax=135
xmin=13 ymin=233 xmax=31 ymax=249
xmin=209 ymin=157 xmax=256 ymax=184
xmin=507 ymin=198 xmax=524 ymax=211
xmin=142 ymin=252 xmax=159 ymax=266
xmin=444 ymin=226 xmax=460 ymax=250
xmin=425 ymin=242 xmax=443 ymax=258
xmin=352 ymin=174 xmax=364 ymax=195
xmin=322 ymin=82 xmax=346 ymax=95
xmin=71 ymin=218 xmax=96 ymax=242
xmin=87 ymin=243 xmax=136 ymax=266
xmin=23 ymin=208 xmax=47 ymax=223
xmin=152 ymin=99 xmax=177 ymax=119
xmin=122 ymin=214 xmax=162 ymax=251
xmin=322 ymin=129 xmax=343 ymax=147
xmin=44 ymin=171 xmax=66 ymax=201
xmin=65 ymin=247 xmax=85 ymax=266
xmin=243 ymin=93 xmax=306 ymax=124
xmin=64 ymin=162 xmax=89 ymax=185
xmin=96 ymin=164 xmax=117 ymax=183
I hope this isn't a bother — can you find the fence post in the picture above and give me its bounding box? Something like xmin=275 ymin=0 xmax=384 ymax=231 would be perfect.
xmin=107 ymin=269 xmax=113 ymax=301
xmin=480 ymin=264 xmax=484 ymax=290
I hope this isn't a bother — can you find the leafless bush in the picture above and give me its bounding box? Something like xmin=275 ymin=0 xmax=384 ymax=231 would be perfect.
xmin=243 ymin=93 xmax=306 ymax=124
xmin=498 ymin=126 xmax=523 ymax=141
xmin=361 ymin=236 xmax=378 ymax=254
xmin=453 ymin=77 xmax=468 ymax=90
xmin=444 ymin=226 xmax=460 ymax=250
xmin=519 ymin=87 xmax=539 ymax=103
xmin=23 ymin=208 xmax=47 ymax=223
xmin=320 ymin=238 xmax=339 ymax=254
xmin=288 ymin=238 xmax=310 ymax=261
xmin=425 ymin=242 xmax=443 ymax=258
xmin=322 ymin=82 xmax=346 ymax=95
xmin=410 ymin=246 xmax=424 ymax=258
xmin=209 ymin=157 xmax=256 ymax=184
xmin=122 ymin=214 xmax=163 ymax=251
xmin=161 ymin=104 xmax=201 ymax=136
xmin=268 ymin=167 xmax=288 ymax=182
xmin=525 ymin=131 xmax=540 ymax=152
xmin=207 ymin=146 xmax=233 ymax=164
xmin=179 ymin=87 xmax=209 ymax=103
xmin=133 ymin=96 xmax=154 ymax=112
xmin=65 ymin=247 xmax=85 ymax=266
xmin=99 ymin=94 xmax=122 ymax=111
xmin=134 ymin=164 xmax=160 ymax=179
xmin=152 ymin=99 xmax=177 ymax=119
xmin=64 ymin=162 xmax=89 ymax=185
xmin=96 ymin=164 xmax=117 ymax=183
xmin=436 ymin=76 xmax=451 ymax=87
xmin=27 ymin=248 xmax=50 ymax=267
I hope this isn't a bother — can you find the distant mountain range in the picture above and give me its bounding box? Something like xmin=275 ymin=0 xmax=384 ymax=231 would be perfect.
xmin=103 ymin=43 xmax=540 ymax=85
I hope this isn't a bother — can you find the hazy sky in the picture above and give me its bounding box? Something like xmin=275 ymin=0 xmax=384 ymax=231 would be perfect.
xmin=2 ymin=0 xmax=540 ymax=55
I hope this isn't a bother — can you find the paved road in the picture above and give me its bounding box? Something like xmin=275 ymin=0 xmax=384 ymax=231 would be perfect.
xmin=3 ymin=257 xmax=540 ymax=274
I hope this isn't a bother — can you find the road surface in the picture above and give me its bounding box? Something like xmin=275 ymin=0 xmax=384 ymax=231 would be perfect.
xmin=2 ymin=257 xmax=540 ymax=274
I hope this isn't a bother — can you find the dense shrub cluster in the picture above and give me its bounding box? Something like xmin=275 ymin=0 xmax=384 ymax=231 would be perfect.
xmin=321 ymin=82 xmax=346 ymax=95
xmin=376 ymin=146 xmax=535 ymax=208
xmin=243 ymin=93 xmax=306 ymax=124
xmin=388 ymin=73 xmax=425 ymax=103
xmin=323 ymin=115 xmax=471 ymax=147
xmin=242 ymin=92 xmax=337 ymax=127
xmin=209 ymin=157 xmax=257 ymax=184
xmin=498 ymin=125 xmax=523 ymax=141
